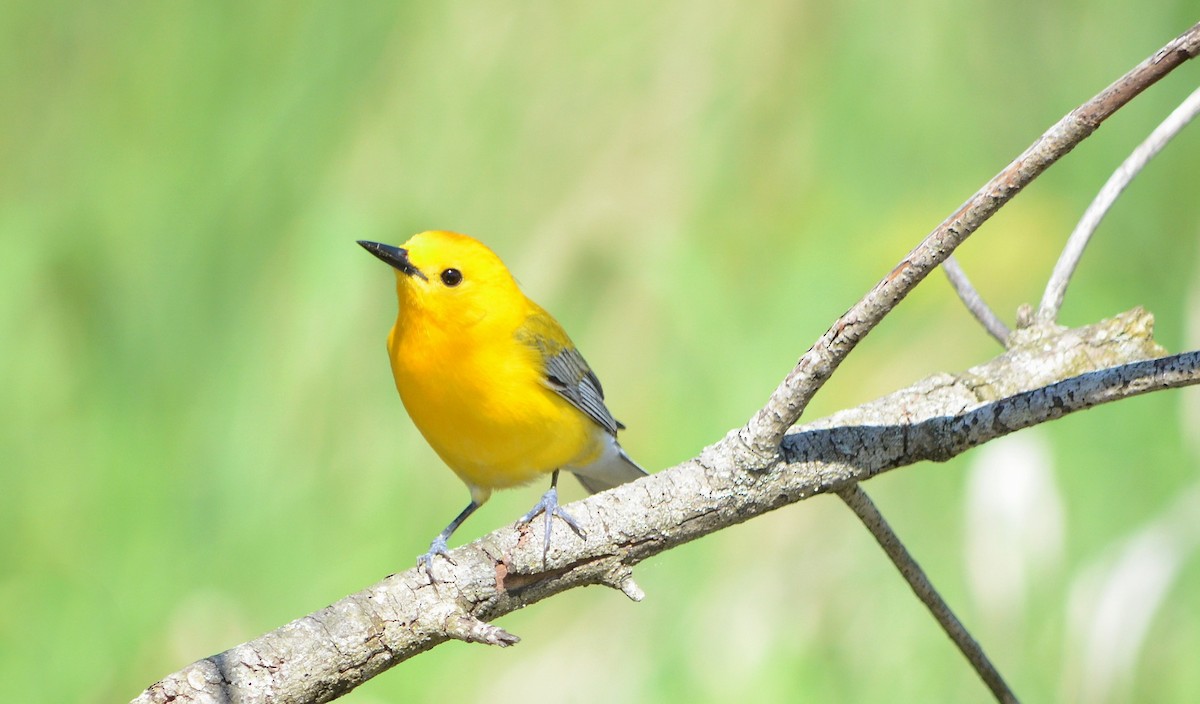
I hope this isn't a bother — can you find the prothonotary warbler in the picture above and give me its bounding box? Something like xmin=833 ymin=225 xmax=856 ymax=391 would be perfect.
xmin=358 ymin=231 xmax=647 ymax=570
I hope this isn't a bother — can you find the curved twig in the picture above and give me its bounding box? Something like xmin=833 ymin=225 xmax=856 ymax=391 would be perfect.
xmin=1039 ymin=85 xmax=1200 ymax=322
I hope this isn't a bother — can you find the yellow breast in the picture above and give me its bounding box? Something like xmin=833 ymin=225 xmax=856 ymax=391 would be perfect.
xmin=388 ymin=321 xmax=604 ymax=492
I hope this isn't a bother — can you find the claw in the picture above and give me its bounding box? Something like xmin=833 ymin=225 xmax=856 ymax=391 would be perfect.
xmin=417 ymin=535 xmax=456 ymax=576
xmin=518 ymin=475 xmax=586 ymax=564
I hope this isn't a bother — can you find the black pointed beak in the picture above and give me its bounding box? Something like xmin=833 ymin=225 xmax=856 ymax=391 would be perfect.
xmin=357 ymin=240 xmax=428 ymax=281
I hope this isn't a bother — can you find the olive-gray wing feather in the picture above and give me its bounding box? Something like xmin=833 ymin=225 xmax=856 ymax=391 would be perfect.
xmin=542 ymin=346 xmax=624 ymax=436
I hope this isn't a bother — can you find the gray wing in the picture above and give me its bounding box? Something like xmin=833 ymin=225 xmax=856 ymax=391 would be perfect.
xmin=542 ymin=346 xmax=624 ymax=436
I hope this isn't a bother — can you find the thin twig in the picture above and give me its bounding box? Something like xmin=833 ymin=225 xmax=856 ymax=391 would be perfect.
xmin=1039 ymin=86 xmax=1200 ymax=322
xmin=942 ymin=255 xmax=1011 ymax=345
xmin=738 ymin=22 xmax=1200 ymax=459
xmin=838 ymin=484 xmax=1018 ymax=703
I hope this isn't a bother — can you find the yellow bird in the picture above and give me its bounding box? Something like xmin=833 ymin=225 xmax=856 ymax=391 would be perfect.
xmin=358 ymin=231 xmax=647 ymax=569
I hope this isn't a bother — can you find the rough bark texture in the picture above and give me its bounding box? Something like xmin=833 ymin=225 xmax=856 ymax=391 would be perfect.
xmin=133 ymin=309 xmax=1200 ymax=704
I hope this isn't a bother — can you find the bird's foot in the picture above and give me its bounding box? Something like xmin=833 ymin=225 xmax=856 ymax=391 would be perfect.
xmin=518 ymin=484 xmax=586 ymax=564
xmin=416 ymin=499 xmax=480 ymax=578
xmin=417 ymin=535 xmax=455 ymax=576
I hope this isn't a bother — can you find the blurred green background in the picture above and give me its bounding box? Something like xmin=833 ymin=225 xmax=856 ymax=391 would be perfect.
xmin=3 ymin=2 xmax=1200 ymax=702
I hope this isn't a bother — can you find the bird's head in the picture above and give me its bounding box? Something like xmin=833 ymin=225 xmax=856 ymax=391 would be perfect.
xmin=358 ymin=231 xmax=524 ymax=328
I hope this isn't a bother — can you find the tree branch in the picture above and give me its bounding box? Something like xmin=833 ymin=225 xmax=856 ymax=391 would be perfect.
xmin=738 ymin=21 xmax=1200 ymax=459
xmin=132 ymin=308 xmax=1200 ymax=704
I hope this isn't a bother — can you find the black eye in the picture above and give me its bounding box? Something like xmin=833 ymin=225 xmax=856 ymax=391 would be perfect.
xmin=440 ymin=268 xmax=463 ymax=287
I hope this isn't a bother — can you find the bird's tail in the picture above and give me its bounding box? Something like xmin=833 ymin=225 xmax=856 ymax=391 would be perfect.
xmin=570 ymin=437 xmax=648 ymax=494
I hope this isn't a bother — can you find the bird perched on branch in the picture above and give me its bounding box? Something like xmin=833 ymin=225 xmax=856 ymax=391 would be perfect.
xmin=358 ymin=231 xmax=647 ymax=570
